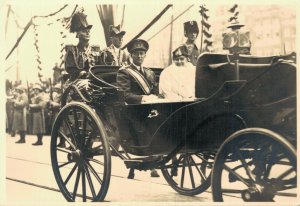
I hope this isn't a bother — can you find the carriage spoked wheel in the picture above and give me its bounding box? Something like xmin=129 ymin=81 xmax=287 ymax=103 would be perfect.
xmin=51 ymin=102 xmax=111 ymax=202
xmin=161 ymin=151 xmax=215 ymax=196
xmin=212 ymin=128 xmax=297 ymax=202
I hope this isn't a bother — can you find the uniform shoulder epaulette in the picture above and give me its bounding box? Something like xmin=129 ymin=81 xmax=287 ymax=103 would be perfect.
xmin=65 ymin=44 xmax=75 ymax=51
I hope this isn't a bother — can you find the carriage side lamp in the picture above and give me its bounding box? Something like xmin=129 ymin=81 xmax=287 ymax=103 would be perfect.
xmin=222 ymin=21 xmax=251 ymax=80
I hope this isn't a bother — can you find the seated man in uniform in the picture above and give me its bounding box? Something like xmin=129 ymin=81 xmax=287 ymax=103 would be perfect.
xmin=100 ymin=25 xmax=128 ymax=66
xmin=117 ymin=39 xmax=160 ymax=178
xmin=117 ymin=39 xmax=159 ymax=104
xmin=159 ymin=45 xmax=196 ymax=100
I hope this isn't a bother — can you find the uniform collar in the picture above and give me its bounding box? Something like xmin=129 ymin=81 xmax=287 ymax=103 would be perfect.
xmin=110 ymin=44 xmax=120 ymax=52
xmin=132 ymin=62 xmax=143 ymax=71
xmin=185 ymin=41 xmax=198 ymax=50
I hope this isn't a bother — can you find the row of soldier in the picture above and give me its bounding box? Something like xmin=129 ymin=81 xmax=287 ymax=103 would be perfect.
xmin=6 ymin=82 xmax=62 ymax=145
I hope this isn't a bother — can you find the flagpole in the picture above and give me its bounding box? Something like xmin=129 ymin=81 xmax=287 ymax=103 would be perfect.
xmin=168 ymin=6 xmax=174 ymax=65
xmin=200 ymin=13 xmax=203 ymax=54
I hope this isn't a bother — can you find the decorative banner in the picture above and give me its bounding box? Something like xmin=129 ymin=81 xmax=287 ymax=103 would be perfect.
xmin=199 ymin=5 xmax=212 ymax=53
xmin=228 ymin=4 xmax=239 ymax=23
xmin=32 ymin=22 xmax=43 ymax=84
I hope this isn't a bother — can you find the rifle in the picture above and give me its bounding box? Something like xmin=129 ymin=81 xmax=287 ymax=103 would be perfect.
xmin=26 ymin=81 xmax=32 ymax=104
xmin=26 ymin=81 xmax=33 ymax=134
xmin=49 ymin=78 xmax=53 ymax=101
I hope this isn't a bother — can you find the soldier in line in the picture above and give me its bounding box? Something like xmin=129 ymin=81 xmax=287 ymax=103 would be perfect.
xmin=6 ymin=86 xmax=15 ymax=136
xmin=183 ymin=21 xmax=200 ymax=66
xmin=29 ymin=84 xmax=47 ymax=146
xmin=10 ymin=85 xmax=28 ymax=144
xmin=117 ymin=39 xmax=160 ymax=178
xmin=100 ymin=25 xmax=128 ymax=66
xmin=49 ymin=84 xmax=65 ymax=147
xmin=52 ymin=63 xmax=63 ymax=85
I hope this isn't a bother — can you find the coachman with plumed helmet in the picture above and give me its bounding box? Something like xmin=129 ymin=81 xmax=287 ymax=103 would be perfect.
xmin=64 ymin=11 xmax=101 ymax=81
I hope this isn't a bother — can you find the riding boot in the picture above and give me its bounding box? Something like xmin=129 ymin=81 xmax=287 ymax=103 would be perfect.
xmin=150 ymin=169 xmax=160 ymax=177
xmin=15 ymin=131 xmax=26 ymax=143
xmin=127 ymin=168 xmax=135 ymax=179
xmin=57 ymin=136 xmax=66 ymax=148
xmin=32 ymin=134 xmax=43 ymax=146
xmin=11 ymin=130 xmax=16 ymax=137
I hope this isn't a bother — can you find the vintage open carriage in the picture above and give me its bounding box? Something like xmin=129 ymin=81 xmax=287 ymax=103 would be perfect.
xmin=50 ymin=52 xmax=297 ymax=202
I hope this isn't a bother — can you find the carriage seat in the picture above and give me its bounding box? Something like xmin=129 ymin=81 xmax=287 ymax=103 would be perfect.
xmin=89 ymin=65 xmax=120 ymax=86
xmin=89 ymin=65 xmax=163 ymax=87
xmin=195 ymin=52 xmax=276 ymax=98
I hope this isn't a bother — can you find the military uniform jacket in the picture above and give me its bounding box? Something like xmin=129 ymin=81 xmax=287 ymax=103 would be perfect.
xmin=117 ymin=64 xmax=158 ymax=104
xmin=184 ymin=42 xmax=200 ymax=66
xmin=64 ymin=44 xmax=101 ymax=80
xmin=12 ymin=93 xmax=28 ymax=132
xmin=101 ymin=44 xmax=128 ymax=66
xmin=30 ymin=93 xmax=47 ymax=134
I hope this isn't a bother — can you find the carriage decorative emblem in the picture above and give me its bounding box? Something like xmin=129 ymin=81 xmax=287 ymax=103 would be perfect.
xmin=147 ymin=109 xmax=159 ymax=118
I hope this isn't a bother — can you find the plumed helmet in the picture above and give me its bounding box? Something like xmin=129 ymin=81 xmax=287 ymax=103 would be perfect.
xmin=70 ymin=11 xmax=93 ymax=33
xmin=127 ymin=39 xmax=149 ymax=54
xmin=172 ymin=45 xmax=189 ymax=59
xmin=109 ymin=25 xmax=126 ymax=37
xmin=184 ymin=21 xmax=199 ymax=35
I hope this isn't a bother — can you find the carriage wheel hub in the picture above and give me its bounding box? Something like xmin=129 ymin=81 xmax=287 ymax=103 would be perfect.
xmin=241 ymin=185 xmax=263 ymax=201
xmin=70 ymin=149 xmax=82 ymax=162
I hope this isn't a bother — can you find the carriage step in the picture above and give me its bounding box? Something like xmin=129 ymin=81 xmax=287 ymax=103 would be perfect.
xmin=124 ymin=156 xmax=163 ymax=170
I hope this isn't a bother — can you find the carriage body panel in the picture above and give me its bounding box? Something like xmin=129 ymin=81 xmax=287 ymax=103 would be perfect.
xmin=52 ymin=52 xmax=297 ymax=202
xmin=87 ymin=52 xmax=296 ymax=156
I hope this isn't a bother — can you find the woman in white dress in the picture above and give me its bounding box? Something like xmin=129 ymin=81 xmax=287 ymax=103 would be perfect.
xmin=159 ymin=45 xmax=196 ymax=100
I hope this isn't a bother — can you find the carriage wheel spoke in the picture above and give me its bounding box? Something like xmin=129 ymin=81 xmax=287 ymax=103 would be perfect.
xmin=58 ymin=130 xmax=76 ymax=150
xmin=72 ymin=166 xmax=81 ymax=201
xmin=236 ymin=149 xmax=256 ymax=183
xmin=168 ymin=154 xmax=184 ymax=178
xmin=180 ymin=154 xmax=187 ymax=188
xmin=187 ymin=156 xmax=195 ymax=188
xmin=277 ymin=168 xmax=295 ymax=180
xmin=64 ymin=163 xmax=78 ymax=186
xmin=190 ymin=155 xmax=206 ymax=181
xmin=223 ymin=164 xmax=250 ymax=187
xmin=82 ymin=168 xmax=86 ymax=202
xmin=72 ymin=108 xmax=83 ymax=148
xmin=57 ymin=147 xmax=71 ymax=154
xmin=195 ymin=153 xmax=213 ymax=167
xmin=83 ymin=163 xmax=96 ymax=198
xmin=82 ymin=112 xmax=87 ymax=138
xmin=87 ymin=158 xmax=104 ymax=166
xmin=85 ymin=161 xmax=103 ymax=184
xmin=63 ymin=119 xmax=78 ymax=148
xmin=59 ymin=161 xmax=73 ymax=168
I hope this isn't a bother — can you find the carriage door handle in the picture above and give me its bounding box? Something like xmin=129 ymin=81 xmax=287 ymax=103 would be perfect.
xmin=148 ymin=109 xmax=159 ymax=118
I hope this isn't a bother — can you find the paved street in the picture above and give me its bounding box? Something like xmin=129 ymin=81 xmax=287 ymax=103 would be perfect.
xmin=5 ymin=133 xmax=214 ymax=205
xmin=4 ymin=133 xmax=298 ymax=205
